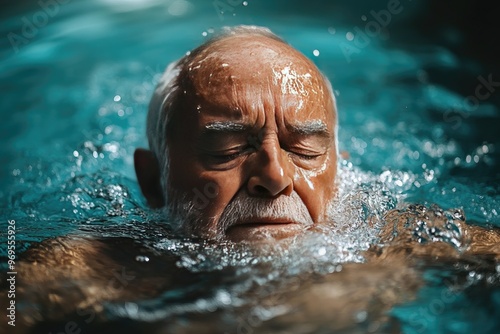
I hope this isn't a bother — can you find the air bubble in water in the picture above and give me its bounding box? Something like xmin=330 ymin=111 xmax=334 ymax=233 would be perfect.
xmin=135 ymin=255 xmax=150 ymax=262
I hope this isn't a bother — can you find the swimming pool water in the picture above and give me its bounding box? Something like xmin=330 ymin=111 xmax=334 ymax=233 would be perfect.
xmin=1 ymin=0 xmax=499 ymax=333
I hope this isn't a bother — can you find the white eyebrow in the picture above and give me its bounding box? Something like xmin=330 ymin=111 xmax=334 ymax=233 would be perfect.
xmin=288 ymin=120 xmax=330 ymax=136
xmin=204 ymin=120 xmax=330 ymax=137
xmin=204 ymin=121 xmax=247 ymax=132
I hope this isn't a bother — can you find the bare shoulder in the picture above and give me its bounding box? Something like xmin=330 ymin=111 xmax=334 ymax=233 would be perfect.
xmin=17 ymin=235 xmax=189 ymax=292
xmin=463 ymin=224 xmax=500 ymax=255
xmin=375 ymin=204 xmax=500 ymax=261
xmin=8 ymin=235 xmax=193 ymax=331
xmin=19 ymin=236 xmax=114 ymax=277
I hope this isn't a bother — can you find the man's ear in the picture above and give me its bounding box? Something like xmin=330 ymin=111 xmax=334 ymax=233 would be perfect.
xmin=134 ymin=148 xmax=165 ymax=208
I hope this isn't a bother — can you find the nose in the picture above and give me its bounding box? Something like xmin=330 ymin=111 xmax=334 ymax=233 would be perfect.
xmin=247 ymin=139 xmax=293 ymax=198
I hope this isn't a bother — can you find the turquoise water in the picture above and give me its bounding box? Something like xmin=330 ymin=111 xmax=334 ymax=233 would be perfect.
xmin=1 ymin=0 xmax=500 ymax=333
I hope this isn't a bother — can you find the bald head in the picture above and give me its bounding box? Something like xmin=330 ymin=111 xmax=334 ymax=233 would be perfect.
xmin=146 ymin=26 xmax=336 ymax=158
xmin=181 ymin=33 xmax=334 ymax=120
xmin=136 ymin=26 xmax=339 ymax=241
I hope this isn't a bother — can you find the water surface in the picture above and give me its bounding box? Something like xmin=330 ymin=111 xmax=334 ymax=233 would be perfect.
xmin=1 ymin=1 xmax=499 ymax=333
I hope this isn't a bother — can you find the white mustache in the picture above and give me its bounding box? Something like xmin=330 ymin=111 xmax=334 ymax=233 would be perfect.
xmin=217 ymin=190 xmax=314 ymax=234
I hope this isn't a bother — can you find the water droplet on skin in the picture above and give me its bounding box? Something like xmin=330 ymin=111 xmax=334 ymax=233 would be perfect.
xmin=318 ymin=247 xmax=326 ymax=256
xmin=355 ymin=310 xmax=367 ymax=322
xmin=453 ymin=210 xmax=464 ymax=221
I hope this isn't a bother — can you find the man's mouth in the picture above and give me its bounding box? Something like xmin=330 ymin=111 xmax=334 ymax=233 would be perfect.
xmin=225 ymin=219 xmax=306 ymax=242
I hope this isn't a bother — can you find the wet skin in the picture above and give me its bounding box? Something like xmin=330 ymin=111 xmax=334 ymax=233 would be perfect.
xmin=164 ymin=35 xmax=338 ymax=241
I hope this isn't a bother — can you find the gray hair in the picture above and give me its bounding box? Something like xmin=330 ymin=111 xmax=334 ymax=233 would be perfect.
xmin=146 ymin=25 xmax=338 ymax=200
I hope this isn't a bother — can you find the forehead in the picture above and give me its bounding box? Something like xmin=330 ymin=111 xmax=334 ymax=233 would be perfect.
xmin=182 ymin=35 xmax=336 ymax=126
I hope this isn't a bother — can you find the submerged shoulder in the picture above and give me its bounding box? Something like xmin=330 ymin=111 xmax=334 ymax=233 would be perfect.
xmin=9 ymin=235 xmax=194 ymax=331
xmin=375 ymin=204 xmax=500 ymax=261
xmin=20 ymin=236 xmax=107 ymax=270
xmin=18 ymin=235 xmax=187 ymax=287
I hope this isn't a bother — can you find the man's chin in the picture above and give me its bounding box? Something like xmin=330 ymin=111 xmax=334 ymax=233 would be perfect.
xmin=225 ymin=223 xmax=306 ymax=243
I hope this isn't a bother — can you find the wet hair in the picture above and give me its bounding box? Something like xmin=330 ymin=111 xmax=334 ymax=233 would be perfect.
xmin=146 ymin=25 xmax=338 ymax=199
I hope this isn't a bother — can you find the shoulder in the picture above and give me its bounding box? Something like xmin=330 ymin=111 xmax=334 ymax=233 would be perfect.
xmin=374 ymin=204 xmax=500 ymax=261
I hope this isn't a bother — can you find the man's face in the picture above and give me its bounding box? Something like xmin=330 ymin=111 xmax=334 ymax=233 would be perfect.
xmin=165 ymin=35 xmax=337 ymax=242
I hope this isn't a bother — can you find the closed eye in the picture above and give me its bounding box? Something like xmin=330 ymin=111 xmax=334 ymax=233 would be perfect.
xmin=289 ymin=151 xmax=323 ymax=160
xmin=291 ymin=152 xmax=323 ymax=160
xmin=207 ymin=146 xmax=254 ymax=164
xmin=211 ymin=151 xmax=245 ymax=163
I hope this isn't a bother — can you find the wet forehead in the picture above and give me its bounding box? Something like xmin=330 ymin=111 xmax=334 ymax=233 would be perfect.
xmin=183 ymin=35 xmax=335 ymax=126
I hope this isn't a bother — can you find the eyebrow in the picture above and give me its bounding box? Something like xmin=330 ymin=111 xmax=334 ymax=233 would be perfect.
xmin=287 ymin=120 xmax=330 ymax=138
xmin=203 ymin=121 xmax=248 ymax=132
xmin=202 ymin=120 xmax=331 ymax=138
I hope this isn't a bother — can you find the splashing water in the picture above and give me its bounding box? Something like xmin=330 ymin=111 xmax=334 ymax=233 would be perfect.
xmin=1 ymin=1 xmax=500 ymax=333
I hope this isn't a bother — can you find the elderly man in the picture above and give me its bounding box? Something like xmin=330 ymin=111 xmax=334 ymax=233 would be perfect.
xmin=134 ymin=26 xmax=338 ymax=242
xmin=5 ymin=25 xmax=500 ymax=334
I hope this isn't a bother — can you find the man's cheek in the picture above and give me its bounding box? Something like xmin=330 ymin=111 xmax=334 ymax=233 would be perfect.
xmin=190 ymin=182 xmax=217 ymax=210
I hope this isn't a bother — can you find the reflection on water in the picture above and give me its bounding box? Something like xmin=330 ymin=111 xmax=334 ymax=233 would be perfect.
xmin=1 ymin=0 xmax=500 ymax=333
